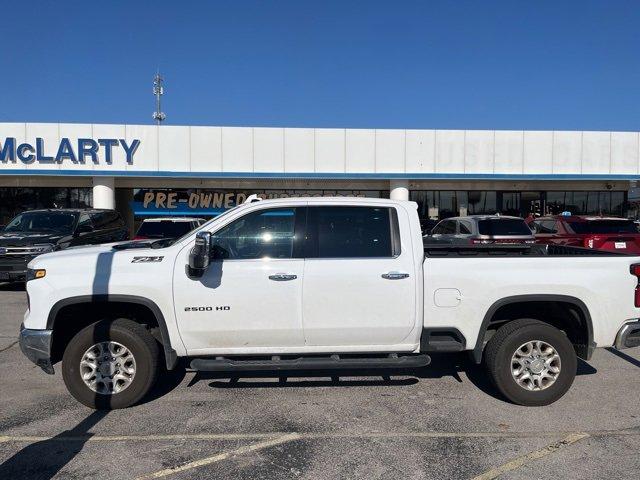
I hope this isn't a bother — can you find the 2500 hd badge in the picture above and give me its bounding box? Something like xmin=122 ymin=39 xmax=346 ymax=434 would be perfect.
xmin=184 ymin=306 xmax=231 ymax=311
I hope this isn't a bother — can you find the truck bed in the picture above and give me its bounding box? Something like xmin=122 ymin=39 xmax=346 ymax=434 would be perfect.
xmin=423 ymin=241 xmax=640 ymax=352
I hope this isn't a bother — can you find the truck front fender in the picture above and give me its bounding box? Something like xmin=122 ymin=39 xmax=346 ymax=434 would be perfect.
xmin=47 ymin=294 xmax=178 ymax=370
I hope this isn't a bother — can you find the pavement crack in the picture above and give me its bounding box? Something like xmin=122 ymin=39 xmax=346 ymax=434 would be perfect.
xmin=0 ymin=341 xmax=18 ymax=353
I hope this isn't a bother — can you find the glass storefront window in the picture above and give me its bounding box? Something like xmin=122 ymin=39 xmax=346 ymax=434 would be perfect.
xmin=132 ymin=188 xmax=387 ymax=221
xmin=546 ymin=191 xmax=626 ymax=216
xmin=0 ymin=188 xmax=92 ymax=226
xmin=467 ymin=191 xmax=497 ymax=215
xmin=438 ymin=191 xmax=457 ymax=218
xmin=611 ymin=192 xmax=625 ymax=216
xmin=410 ymin=189 xmax=628 ymax=228
xmin=500 ymin=193 xmax=520 ymax=216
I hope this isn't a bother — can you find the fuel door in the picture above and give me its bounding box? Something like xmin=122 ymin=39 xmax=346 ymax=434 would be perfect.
xmin=434 ymin=288 xmax=462 ymax=308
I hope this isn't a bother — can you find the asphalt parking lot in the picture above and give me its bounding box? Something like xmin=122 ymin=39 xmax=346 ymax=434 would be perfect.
xmin=0 ymin=283 xmax=639 ymax=479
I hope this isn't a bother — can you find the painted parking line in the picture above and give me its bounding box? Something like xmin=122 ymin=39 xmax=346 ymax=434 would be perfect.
xmin=0 ymin=429 xmax=637 ymax=444
xmin=0 ymin=433 xmax=278 ymax=443
xmin=0 ymin=429 xmax=633 ymax=479
xmin=471 ymin=432 xmax=590 ymax=480
xmin=135 ymin=433 xmax=301 ymax=479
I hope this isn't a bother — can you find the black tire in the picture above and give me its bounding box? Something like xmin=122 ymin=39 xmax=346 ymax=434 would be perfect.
xmin=62 ymin=318 xmax=161 ymax=409
xmin=484 ymin=318 xmax=577 ymax=406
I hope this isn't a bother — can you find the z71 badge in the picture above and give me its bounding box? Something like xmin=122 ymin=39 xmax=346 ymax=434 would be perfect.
xmin=131 ymin=256 xmax=164 ymax=263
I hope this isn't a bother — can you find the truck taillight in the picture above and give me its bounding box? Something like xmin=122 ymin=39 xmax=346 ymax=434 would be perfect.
xmin=630 ymin=264 xmax=640 ymax=307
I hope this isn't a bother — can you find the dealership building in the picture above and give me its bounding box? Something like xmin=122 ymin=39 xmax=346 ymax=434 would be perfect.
xmin=1 ymin=122 xmax=639 ymax=232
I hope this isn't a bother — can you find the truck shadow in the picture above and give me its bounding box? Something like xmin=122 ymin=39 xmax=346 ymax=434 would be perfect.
xmin=0 ymin=410 xmax=108 ymax=480
xmin=605 ymin=347 xmax=640 ymax=368
xmin=0 ymin=281 xmax=25 ymax=291
xmin=196 ymin=353 xmax=597 ymax=403
xmin=138 ymin=364 xmax=187 ymax=405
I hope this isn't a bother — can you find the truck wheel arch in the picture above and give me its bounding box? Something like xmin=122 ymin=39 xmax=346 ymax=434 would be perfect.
xmin=472 ymin=294 xmax=594 ymax=364
xmin=47 ymin=294 xmax=178 ymax=370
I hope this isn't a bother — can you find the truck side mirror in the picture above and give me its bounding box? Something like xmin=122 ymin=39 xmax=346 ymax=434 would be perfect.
xmin=211 ymin=243 xmax=230 ymax=260
xmin=188 ymin=231 xmax=211 ymax=278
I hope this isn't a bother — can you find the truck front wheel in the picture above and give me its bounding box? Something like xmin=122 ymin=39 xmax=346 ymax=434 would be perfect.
xmin=62 ymin=319 xmax=161 ymax=409
xmin=484 ymin=319 xmax=577 ymax=406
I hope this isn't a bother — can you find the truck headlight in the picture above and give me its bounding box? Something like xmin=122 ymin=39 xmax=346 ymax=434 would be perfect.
xmin=26 ymin=268 xmax=46 ymax=281
xmin=31 ymin=244 xmax=55 ymax=254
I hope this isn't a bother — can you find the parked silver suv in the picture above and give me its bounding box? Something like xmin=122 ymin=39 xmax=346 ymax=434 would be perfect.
xmin=424 ymin=215 xmax=535 ymax=245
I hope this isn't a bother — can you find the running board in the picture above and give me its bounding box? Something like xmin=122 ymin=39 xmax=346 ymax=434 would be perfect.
xmin=190 ymin=354 xmax=431 ymax=372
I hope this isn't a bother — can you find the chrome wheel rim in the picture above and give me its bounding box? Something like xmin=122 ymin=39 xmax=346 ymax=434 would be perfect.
xmin=80 ymin=341 xmax=136 ymax=394
xmin=511 ymin=340 xmax=561 ymax=391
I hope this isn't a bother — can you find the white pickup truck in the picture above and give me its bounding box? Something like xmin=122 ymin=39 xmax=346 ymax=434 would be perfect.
xmin=19 ymin=197 xmax=640 ymax=409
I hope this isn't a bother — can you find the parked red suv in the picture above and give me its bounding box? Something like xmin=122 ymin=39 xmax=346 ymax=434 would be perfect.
xmin=528 ymin=215 xmax=640 ymax=253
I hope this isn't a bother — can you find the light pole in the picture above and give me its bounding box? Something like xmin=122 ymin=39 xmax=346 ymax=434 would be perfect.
xmin=152 ymin=72 xmax=166 ymax=125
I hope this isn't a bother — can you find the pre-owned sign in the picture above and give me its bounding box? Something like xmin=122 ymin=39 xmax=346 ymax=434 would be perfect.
xmin=0 ymin=137 xmax=140 ymax=165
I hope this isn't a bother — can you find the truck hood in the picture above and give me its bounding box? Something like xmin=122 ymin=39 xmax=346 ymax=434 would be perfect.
xmin=25 ymin=240 xmax=175 ymax=306
xmin=28 ymin=239 xmax=172 ymax=267
xmin=0 ymin=231 xmax=69 ymax=247
xmin=29 ymin=243 xmax=121 ymax=265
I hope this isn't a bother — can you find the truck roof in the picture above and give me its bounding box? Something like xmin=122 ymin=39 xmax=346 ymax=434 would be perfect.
xmin=240 ymin=196 xmax=416 ymax=207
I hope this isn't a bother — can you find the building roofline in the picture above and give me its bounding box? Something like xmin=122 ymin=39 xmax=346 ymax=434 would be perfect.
xmin=0 ymin=169 xmax=638 ymax=181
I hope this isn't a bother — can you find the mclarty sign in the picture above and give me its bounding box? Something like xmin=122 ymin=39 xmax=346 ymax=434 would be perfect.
xmin=0 ymin=137 xmax=140 ymax=165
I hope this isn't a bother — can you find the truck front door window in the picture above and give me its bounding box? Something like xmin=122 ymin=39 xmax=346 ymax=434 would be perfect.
xmin=212 ymin=208 xmax=296 ymax=259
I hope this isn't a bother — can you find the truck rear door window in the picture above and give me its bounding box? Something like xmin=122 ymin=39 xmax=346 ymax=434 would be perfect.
xmin=459 ymin=221 xmax=472 ymax=234
xmin=307 ymin=206 xmax=394 ymax=258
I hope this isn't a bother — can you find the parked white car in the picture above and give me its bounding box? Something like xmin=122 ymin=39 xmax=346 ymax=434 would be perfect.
xmin=19 ymin=197 xmax=640 ymax=409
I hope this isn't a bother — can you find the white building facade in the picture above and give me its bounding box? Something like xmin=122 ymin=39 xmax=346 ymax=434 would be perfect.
xmin=1 ymin=123 xmax=639 ymax=231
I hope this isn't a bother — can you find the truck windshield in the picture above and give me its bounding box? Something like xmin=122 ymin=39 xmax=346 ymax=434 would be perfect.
xmin=170 ymin=205 xmax=242 ymax=245
xmin=478 ymin=219 xmax=531 ymax=236
xmin=4 ymin=211 xmax=77 ymax=234
xmin=567 ymin=220 xmax=638 ymax=234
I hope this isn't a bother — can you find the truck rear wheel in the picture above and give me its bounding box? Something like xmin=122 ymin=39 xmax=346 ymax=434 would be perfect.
xmin=62 ymin=319 xmax=161 ymax=409
xmin=484 ymin=319 xmax=577 ymax=406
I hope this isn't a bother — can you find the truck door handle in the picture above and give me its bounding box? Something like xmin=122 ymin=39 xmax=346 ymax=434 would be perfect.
xmin=381 ymin=272 xmax=410 ymax=280
xmin=269 ymin=273 xmax=298 ymax=281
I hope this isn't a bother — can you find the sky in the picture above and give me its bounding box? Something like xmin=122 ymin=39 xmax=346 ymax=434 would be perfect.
xmin=1 ymin=1 xmax=639 ymax=131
